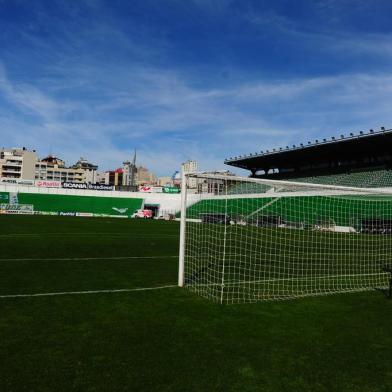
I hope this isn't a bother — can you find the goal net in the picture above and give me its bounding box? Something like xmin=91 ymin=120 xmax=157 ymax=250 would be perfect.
xmin=0 ymin=204 xmax=34 ymax=215
xmin=178 ymin=173 xmax=392 ymax=304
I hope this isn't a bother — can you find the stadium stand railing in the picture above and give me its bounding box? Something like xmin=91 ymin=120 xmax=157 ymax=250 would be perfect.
xmin=285 ymin=168 xmax=392 ymax=188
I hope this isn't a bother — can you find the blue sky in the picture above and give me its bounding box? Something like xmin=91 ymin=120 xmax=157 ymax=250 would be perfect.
xmin=1 ymin=0 xmax=392 ymax=175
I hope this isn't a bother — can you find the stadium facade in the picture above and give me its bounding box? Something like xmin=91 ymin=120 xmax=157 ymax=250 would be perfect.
xmin=224 ymin=127 xmax=392 ymax=187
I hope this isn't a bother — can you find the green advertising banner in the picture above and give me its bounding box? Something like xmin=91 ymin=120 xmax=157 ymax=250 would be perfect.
xmin=0 ymin=192 xmax=9 ymax=202
xmin=163 ymin=187 xmax=180 ymax=194
xmin=18 ymin=193 xmax=144 ymax=216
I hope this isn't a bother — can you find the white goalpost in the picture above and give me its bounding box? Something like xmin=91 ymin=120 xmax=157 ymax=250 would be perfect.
xmin=178 ymin=173 xmax=392 ymax=304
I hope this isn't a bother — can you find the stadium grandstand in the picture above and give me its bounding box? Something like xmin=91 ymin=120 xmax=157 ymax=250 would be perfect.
xmin=224 ymin=127 xmax=392 ymax=187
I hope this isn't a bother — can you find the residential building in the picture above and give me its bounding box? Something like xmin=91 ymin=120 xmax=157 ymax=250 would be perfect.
xmin=122 ymin=159 xmax=138 ymax=186
xmin=158 ymin=176 xmax=173 ymax=186
xmin=35 ymin=155 xmax=84 ymax=183
xmin=182 ymin=160 xmax=198 ymax=173
xmin=136 ymin=166 xmax=157 ymax=185
xmin=0 ymin=147 xmax=38 ymax=181
xmin=105 ymin=168 xmax=124 ymax=186
xmin=72 ymin=157 xmax=98 ymax=183
xmin=182 ymin=160 xmax=198 ymax=188
xmin=95 ymin=172 xmax=107 ymax=184
xmin=35 ymin=155 xmax=98 ymax=183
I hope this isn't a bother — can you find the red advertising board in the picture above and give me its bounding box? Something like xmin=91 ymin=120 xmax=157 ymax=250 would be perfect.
xmin=35 ymin=180 xmax=62 ymax=188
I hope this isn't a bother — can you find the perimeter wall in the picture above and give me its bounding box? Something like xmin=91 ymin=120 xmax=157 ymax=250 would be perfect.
xmin=0 ymin=184 xmax=182 ymax=217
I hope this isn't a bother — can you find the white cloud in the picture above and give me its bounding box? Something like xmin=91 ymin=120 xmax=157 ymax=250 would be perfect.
xmin=1 ymin=56 xmax=392 ymax=176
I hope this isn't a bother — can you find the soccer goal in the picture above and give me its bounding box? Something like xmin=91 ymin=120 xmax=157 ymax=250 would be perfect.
xmin=178 ymin=173 xmax=392 ymax=304
xmin=0 ymin=204 xmax=34 ymax=215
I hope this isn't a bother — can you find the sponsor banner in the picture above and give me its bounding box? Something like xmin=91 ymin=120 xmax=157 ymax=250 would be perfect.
xmin=76 ymin=212 xmax=94 ymax=217
xmin=9 ymin=192 xmax=18 ymax=204
xmin=163 ymin=186 xmax=180 ymax=194
xmin=62 ymin=182 xmax=114 ymax=191
xmin=58 ymin=212 xmax=77 ymax=217
xmin=35 ymin=180 xmax=61 ymax=188
xmin=139 ymin=186 xmax=163 ymax=193
xmin=1 ymin=210 xmax=34 ymax=215
xmin=0 ymin=204 xmax=34 ymax=215
xmin=0 ymin=178 xmax=34 ymax=185
xmin=0 ymin=203 xmax=33 ymax=212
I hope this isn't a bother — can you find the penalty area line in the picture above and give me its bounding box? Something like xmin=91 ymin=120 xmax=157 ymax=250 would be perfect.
xmin=0 ymin=285 xmax=177 ymax=299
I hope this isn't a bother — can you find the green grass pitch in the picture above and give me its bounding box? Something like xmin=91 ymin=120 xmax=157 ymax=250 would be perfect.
xmin=1 ymin=215 xmax=392 ymax=391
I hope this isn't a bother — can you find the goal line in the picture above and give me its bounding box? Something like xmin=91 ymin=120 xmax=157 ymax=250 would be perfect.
xmin=0 ymin=285 xmax=177 ymax=299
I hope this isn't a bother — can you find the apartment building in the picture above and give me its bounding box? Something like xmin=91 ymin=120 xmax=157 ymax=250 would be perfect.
xmin=35 ymin=155 xmax=82 ymax=183
xmin=72 ymin=157 xmax=98 ymax=183
xmin=122 ymin=159 xmax=137 ymax=187
xmin=181 ymin=160 xmax=198 ymax=189
xmin=0 ymin=147 xmax=38 ymax=180
xmin=35 ymin=155 xmax=98 ymax=183
xmin=157 ymin=176 xmax=173 ymax=186
xmin=136 ymin=166 xmax=157 ymax=185
xmin=95 ymin=172 xmax=107 ymax=184
xmin=104 ymin=168 xmax=124 ymax=186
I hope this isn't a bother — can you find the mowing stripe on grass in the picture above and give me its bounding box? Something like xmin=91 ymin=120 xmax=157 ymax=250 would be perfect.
xmin=0 ymin=285 xmax=177 ymax=299
xmin=0 ymin=255 xmax=178 ymax=262
xmin=0 ymin=232 xmax=178 ymax=238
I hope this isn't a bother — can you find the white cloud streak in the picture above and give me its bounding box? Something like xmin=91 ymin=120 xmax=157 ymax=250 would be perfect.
xmin=2 ymin=59 xmax=392 ymax=176
xmin=1 ymin=1 xmax=392 ymax=175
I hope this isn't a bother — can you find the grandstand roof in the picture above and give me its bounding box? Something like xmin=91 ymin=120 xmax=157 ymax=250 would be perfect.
xmin=225 ymin=127 xmax=392 ymax=175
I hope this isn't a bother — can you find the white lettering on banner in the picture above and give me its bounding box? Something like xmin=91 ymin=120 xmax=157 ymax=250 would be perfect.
xmin=0 ymin=178 xmax=34 ymax=185
xmin=35 ymin=180 xmax=61 ymax=188
xmin=62 ymin=182 xmax=114 ymax=191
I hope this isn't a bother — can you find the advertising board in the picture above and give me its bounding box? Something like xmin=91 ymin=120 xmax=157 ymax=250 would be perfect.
xmin=62 ymin=182 xmax=114 ymax=191
xmin=0 ymin=178 xmax=34 ymax=185
xmin=35 ymin=180 xmax=62 ymax=188
xmin=139 ymin=186 xmax=163 ymax=193
xmin=163 ymin=186 xmax=180 ymax=193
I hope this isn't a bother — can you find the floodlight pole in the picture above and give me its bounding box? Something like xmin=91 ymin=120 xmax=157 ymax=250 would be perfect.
xmin=178 ymin=169 xmax=188 ymax=287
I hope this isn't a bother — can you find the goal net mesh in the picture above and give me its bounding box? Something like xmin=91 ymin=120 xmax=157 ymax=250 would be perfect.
xmin=181 ymin=174 xmax=392 ymax=304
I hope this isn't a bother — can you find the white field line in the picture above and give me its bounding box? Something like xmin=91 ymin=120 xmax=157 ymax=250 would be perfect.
xmin=187 ymin=272 xmax=388 ymax=288
xmin=0 ymin=255 xmax=178 ymax=262
xmin=245 ymin=197 xmax=280 ymax=219
xmin=0 ymin=284 xmax=177 ymax=299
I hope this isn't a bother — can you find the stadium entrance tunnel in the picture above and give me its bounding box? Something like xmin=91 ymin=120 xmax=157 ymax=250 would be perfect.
xmin=144 ymin=204 xmax=160 ymax=218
